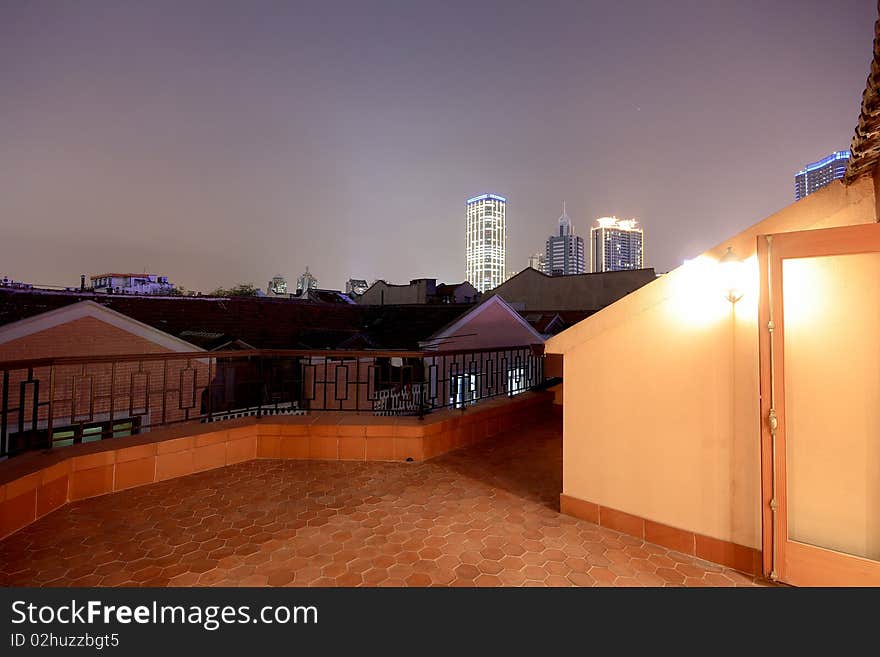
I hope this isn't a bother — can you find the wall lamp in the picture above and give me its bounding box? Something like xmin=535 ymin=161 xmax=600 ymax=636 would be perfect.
xmin=719 ymin=246 xmax=746 ymax=303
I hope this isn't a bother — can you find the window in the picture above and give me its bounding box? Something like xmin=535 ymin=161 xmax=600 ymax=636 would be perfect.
xmin=8 ymin=417 xmax=141 ymax=455
xmin=450 ymin=374 xmax=477 ymax=409
xmin=51 ymin=418 xmax=140 ymax=448
xmin=508 ymin=367 xmax=528 ymax=396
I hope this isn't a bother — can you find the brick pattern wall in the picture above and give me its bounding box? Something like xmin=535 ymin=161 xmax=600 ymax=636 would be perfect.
xmin=0 ymin=317 xmax=208 ymax=448
xmin=0 ymin=316 xmax=174 ymax=361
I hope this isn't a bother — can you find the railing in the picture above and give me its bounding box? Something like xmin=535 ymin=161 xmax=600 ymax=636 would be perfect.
xmin=0 ymin=345 xmax=546 ymax=458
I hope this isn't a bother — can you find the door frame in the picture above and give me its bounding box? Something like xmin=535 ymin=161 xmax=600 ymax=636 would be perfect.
xmin=758 ymin=222 xmax=880 ymax=586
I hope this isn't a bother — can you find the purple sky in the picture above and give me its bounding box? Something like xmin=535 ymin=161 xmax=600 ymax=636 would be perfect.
xmin=1 ymin=0 xmax=876 ymax=292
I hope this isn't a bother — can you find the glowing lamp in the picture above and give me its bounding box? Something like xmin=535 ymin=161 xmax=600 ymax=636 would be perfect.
xmin=719 ymin=246 xmax=745 ymax=303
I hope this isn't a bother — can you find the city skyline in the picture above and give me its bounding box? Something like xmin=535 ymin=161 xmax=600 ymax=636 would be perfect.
xmin=0 ymin=1 xmax=875 ymax=291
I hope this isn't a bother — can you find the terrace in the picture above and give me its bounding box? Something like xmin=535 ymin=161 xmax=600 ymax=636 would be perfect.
xmin=0 ymin=410 xmax=765 ymax=587
xmin=0 ymin=346 xmax=767 ymax=586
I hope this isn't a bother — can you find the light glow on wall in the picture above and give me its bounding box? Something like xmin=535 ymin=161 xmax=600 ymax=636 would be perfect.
xmin=667 ymin=254 xmax=758 ymax=327
xmin=781 ymin=256 xmax=831 ymax=329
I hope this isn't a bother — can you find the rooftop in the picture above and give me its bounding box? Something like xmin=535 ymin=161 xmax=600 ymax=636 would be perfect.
xmin=0 ymin=289 xmax=477 ymax=350
xmin=466 ymin=193 xmax=507 ymax=204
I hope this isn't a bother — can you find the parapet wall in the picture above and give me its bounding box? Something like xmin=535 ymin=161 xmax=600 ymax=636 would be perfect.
xmin=0 ymin=392 xmax=552 ymax=541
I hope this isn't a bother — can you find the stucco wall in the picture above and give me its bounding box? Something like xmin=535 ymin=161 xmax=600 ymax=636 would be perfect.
xmin=546 ymin=176 xmax=877 ymax=549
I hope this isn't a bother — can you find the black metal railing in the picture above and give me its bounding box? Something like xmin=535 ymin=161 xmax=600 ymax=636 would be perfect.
xmin=0 ymin=345 xmax=546 ymax=458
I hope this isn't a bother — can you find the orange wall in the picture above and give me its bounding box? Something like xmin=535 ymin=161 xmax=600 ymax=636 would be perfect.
xmin=546 ymin=176 xmax=878 ymax=549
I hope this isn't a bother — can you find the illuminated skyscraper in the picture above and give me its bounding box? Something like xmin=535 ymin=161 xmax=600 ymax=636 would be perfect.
xmin=794 ymin=151 xmax=850 ymax=200
xmin=465 ymin=194 xmax=507 ymax=292
xmin=544 ymin=202 xmax=585 ymax=276
xmin=590 ymin=217 xmax=644 ymax=273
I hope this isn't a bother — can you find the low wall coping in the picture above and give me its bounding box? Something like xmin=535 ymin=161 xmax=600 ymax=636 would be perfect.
xmin=0 ymin=391 xmax=550 ymax=487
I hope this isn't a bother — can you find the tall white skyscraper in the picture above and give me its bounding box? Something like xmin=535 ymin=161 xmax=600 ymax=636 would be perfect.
xmin=465 ymin=193 xmax=507 ymax=292
xmin=590 ymin=217 xmax=644 ymax=273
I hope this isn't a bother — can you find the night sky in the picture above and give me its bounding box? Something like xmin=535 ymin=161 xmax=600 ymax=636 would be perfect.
xmin=1 ymin=1 xmax=876 ymax=292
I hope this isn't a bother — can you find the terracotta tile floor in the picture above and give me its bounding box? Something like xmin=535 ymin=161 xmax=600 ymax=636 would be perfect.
xmin=0 ymin=416 xmax=768 ymax=587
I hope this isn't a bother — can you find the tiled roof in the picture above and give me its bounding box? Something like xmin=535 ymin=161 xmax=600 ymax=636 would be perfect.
xmin=358 ymin=304 xmax=476 ymax=349
xmin=176 ymin=330 xmax=253 ymax=351
xmin=520 ymin=311 xmax=592 ymax=335
xmin=847 ymin=3 xmax=880 ymax=181
xmin=486 ymin=268 xmax=656 ymax=313
xmin=0 ymin=290 xmax=473 ymax=351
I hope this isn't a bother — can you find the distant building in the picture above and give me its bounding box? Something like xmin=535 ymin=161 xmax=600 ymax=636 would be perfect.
xmin=435 ymin=282 xmax=480 ymax=304
xmin=345 ymin=279 xmax=369 ymax=296
xmin=356 ymin=278 xmax=480 ymax=305
xmin=484 ymin=266 xmax=655 ymax=312
xmin=0 ymin=276 xmax=33 ymax=290
xmin=267 ymin=274 xmax=288 ymax=295
xmin=795 ymin=150 xmax=850 ymax=200
xmin=465 ymin=194 xmax=507 ymax=293
xmin=296 ymin=267 xmax=318 ymax=295
xmin=544 ymin=203 xmax=585 ymax=276
xmin=90 ymin=273 xmax=174 ymax=295
xmin=527 ymin=252 xmax=546 ymax=273
xmin=590 ymin=217 xmax=644 ymax=273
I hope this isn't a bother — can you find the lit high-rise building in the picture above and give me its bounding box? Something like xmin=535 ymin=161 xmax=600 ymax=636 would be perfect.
xmin=794 ymin=151 xmax=850 ymax=200
xmin=590 ymin=217 xmax=644 ymax=273
xmin=544 ymin=202 xmax=585 ymax=276
xmin=465 ymin=193 xmax=507 ymax=292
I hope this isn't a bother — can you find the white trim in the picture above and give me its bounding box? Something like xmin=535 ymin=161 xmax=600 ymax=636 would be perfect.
xmin=420 ymin=295 xmax=545 ymax=348
xmin=0 ymin=301 xmax=204 ymax=353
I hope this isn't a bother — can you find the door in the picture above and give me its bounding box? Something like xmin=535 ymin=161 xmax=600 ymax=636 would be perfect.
xmin=759 ymin=222 xmax=880 ymax=586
